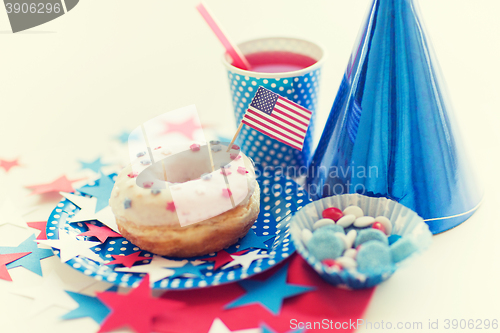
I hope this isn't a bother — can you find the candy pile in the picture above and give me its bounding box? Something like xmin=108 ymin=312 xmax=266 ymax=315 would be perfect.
xmin=301 ymin=206 xmax=418 ymax=274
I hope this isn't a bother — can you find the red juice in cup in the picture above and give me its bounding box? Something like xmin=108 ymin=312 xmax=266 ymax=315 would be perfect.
xmin=234 ymin=51 xmax=318 ymax=73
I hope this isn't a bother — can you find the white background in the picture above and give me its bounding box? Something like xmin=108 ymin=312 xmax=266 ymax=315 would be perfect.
xmin=0 ymin=0 xmax=499 ymax=332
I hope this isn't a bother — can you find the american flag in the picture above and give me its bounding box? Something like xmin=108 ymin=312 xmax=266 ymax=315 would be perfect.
xmin=241 ymin=87 xmax=312 ymax=151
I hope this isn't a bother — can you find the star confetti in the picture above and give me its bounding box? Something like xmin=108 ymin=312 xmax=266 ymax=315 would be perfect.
xmin=116 ymin=131 xmax=130 ymax=144
xmin=80 ymin=157 xmax=109 ymax=174
xmin=105 ymin=251 xmax=151 ymax=268
xmin=169 ymin=262 xmax=207 ymax=279
xmin=61 ymin=291 xmax=111 ymax=324
xmin=62 ymin=192 xmax=119 ymax=232
xmin=0 ymin=158 xmax=20 ymax=172
xmin=155 ymin=254 xmax=375 ymax=333
xmin=237 ymin=229 xmax=275 ymax=252
xmin=0 ymin=234 xmax=53 ymax=276
xmin=27 ymin=221 xmax=47 ymax=240
xmin=78 ymin=223 xmax=121 ymax=243
xmin=162 ymin=116 xmax=201 ymax=140
xmin=207 ymin=318 xmax=260 ymax=333
xmin=78 ymin=174 xmax=115 ymax=212
xmin=114 ymin=256 xmax=179 ymax=284
xmin=0 ymin=252 xmax=31 ymax=281
xmin=37 ymin=231 xmax=103 ymax=263
xmin=0 ymin=200 xmax=30 ymax=229
xmin=222 ymin=250 xmax=270 ymax=270
xmin=97 ymin=275 xmax=184 ymax=333
xmin=200 ymin=250 xmax=234 ymax=271
xmin=26 ymin=175 xmax=83 ymax=196
xmin=224 ymin=263 xmax=315 ymax=315
xmin=11 ymin=271 xmax=79 ymax=316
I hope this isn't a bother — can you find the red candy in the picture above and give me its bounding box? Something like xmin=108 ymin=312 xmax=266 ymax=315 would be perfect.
xmin=153 ymin=146 xmax=162 ymax=150
xmin=322 ymin=207 xmax=343 ymax=221
xmin=232 ymin=145 xmax=240 ymax=150
xmin=220 ymin=169 xmax=232 ymax=176
xmin=190 ymin=144 xmax=200 ymax=152
xmin=143 ymin=182 xmax=153 ymax=188
xmin=372 ymin=222 xmax=386 ymax=234
xmin=322 ymin=259 xmax=343 ymax=270
xmin=127 ymin=172 xmax=138 ymax=178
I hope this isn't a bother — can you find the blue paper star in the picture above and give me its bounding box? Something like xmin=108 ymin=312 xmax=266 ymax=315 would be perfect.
xmin=116 ymin=131 xmax=130 ymax=144
xmin=78 ymin=174 xmax=115 ymax=212
xmin=261 ymin=323 xmax=305 ymax=333
xmin=169 ymin=262 xmax=207 ymax=279
xmin=0 ymin=234 xmax=53 ymax=276
xmin=80 ymin=157 xmax=109 ymax=174
xmin=225 ymin=263 xmax=315 ymax=315
xmin=61 ymin=291 xmax=111 ymax=324
xmin=236 ymin=229 xmax=275 ymax=252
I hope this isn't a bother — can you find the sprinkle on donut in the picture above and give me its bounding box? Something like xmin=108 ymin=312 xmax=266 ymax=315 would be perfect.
xmin=190 ymin=143 xmax=200 ymax=152
xmin=124 ymin=198 xmax=132 ymax=209
xmin=220 ymin=169 xmax=231 ymax=176
xmin=222 ymin=188 xmax=232 ymax=198
xmin=201 ymin=173 xmax=212 ymax=181
xmin=140 ymin=160 xmax=151 ymax=166
xmin=237 ymin=166 xmax=248 ymax=175
xmin=136 ymin=151 xmax=146 ymax=157
xmin=151 ymin=189 xmax=161 ymax=195
xmin=127 ymin=172 xmax=138 ymax=178
xmin=143 ymin=182 xmax=153 ymax=188
xmin=166 ymin=201 xmax=176 ymax=212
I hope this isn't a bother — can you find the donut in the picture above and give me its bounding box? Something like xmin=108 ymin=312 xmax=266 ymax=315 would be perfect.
xmin=109 ymin=143 xmax=260 ymax=257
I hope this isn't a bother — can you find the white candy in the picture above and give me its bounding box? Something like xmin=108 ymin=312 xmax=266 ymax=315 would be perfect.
xmin=345 ymin=229 xmax=357 ymax=248
xmin=336 ymin=214 xmax=356 ymax=227
xmin=344 ymin=248 xmax=357 ymax=259
xmin=313 ymin=218 xmax=335 ymax=230
xmin=342 ymin=205 xmax=364 ymax=218
xmin=301 ymin=229 xmax=313 ymax=245
xmin=354 ymin=216 xmax=375 ymax=227
xmin=335 ymin=256 xmax=357 ymax=269
xmin=375 ymin=216 xmax=392 ymax=235
xmin=334 ymin=233 xmax=349 ymax=250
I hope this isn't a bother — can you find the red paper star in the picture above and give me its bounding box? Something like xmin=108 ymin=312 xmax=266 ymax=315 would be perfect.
xmin=26 ymin=175 xmax=84 ymax=195
xmin=78 ymin=223 xmax=122 ymax=243
xmin=162 ymin=116 xmax=201 ymax=140
xmin=105 ymin=251 xmax=151 ymax=268
xmin=166 ymin=202 xmax=176 ymax=212
xmin=0 ymin=158 xmax=20 ymax=172
xmin=155 ymin=254 xmax=375 ymax=333
xmin=27 ymin=221 xmax=48 ymax=240
xmin=0 ymin=252 xmax=31 ymax=281
xmin=97 ymin=275 xmax=183 ymax=333
xmin=200 ymin=250 xmax=247 ymax=271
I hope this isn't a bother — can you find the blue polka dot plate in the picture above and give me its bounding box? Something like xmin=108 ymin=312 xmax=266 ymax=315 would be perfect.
xmin=46 ymin=169 xmax=310 ymax=289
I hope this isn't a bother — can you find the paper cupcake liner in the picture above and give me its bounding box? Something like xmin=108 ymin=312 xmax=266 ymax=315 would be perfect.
xmin=290 ymin=194 xmax=432 ymax=289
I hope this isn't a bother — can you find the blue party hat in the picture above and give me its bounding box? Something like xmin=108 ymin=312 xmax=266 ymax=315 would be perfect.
xmin=306 ymin=0 xmax=482 ymax=234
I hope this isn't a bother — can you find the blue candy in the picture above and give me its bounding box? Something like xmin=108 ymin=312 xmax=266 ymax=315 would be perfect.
xmin=388 ymin=234 xmax=402 ymax=245
xmin=307 ymin=231 xmax=345 ymax=261
xmin=390 ymin=237 xmax=417 ymax=263
xmin=354 ymin=229 xmax=388 ymax=248
xmin=151 ymin=189 xmax=161 ymax=195
xmin=357 ymin=241 xmax=392 ymax=273
xmin=211 ymin=145 xmax=222 ymax=152
xmin=201 ymin=173 xmax=212 ymax=180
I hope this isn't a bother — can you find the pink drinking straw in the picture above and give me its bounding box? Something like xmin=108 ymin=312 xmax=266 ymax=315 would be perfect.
xmin=196 ymin=2 xmax=251 ymax=70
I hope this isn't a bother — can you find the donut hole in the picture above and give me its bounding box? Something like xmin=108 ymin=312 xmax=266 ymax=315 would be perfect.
xmin=136 ymin=144 xmax=235 ymax=188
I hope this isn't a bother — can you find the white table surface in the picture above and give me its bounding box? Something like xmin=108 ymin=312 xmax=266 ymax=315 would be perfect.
xmin=0 ymin=1 xmax=499 ymax=332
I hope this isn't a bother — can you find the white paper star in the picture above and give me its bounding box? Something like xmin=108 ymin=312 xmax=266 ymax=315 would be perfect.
xmin=207 ymin=318 xmax=260 ymax=333
xmin=37 ymin=231 xmax=103 ymax=263
xmin=11 ymin=271 xmax=79 ymax=316
xmin=114 ymin=255 xmax=188 ymax=284
xmin=222 ymin=250 xmax=270 ymax=270
xmin=61 ymin=192 xmax=119 ymax=232
xmin=0 ymin=200 xmax=33 ymax=229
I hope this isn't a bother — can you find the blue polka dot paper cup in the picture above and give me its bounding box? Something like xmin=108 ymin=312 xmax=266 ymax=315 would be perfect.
xmin=223 ymin=37 xmax=325 ymax=171
xmin=290 ymin=194 xmax=433 ymax=289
